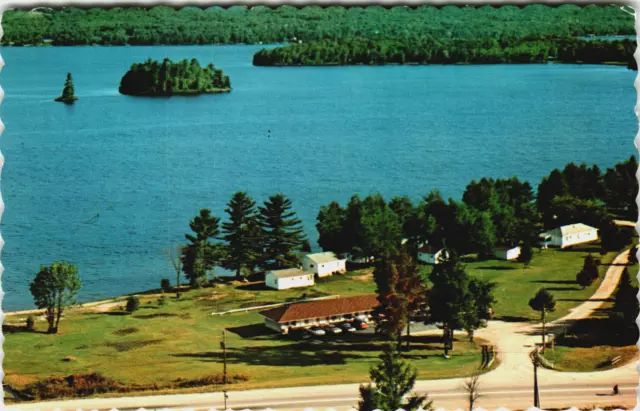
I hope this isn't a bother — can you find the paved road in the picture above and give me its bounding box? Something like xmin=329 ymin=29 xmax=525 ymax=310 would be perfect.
xmin=8 ymin=246 xmax=638 ymax=411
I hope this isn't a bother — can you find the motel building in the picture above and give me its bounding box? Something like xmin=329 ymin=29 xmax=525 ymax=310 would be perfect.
xmin=417 ymin=245 xmax=449 ymax=265
xmin=539 ymin=223 xmax=599 ymax=249
xmin=260 ymin=294 xmax=379 ymax=334
xmin=265 ymin=268 xmax=315 ymax=290
xmin=301 ymin=251 xmax=347 ymax=278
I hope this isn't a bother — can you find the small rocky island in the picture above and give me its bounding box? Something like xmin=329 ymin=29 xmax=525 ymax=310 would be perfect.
xmin=54 ymin=73 xmax=79 ymax=104
xmin=119 ymin=58 xmax=231 ymax=96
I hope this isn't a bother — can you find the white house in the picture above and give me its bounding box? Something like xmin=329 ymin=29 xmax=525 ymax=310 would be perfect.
xmin=346 ymin=253 xmax=375 ymax=264
xmin=417 ymin=245 xmax=448 ymax=265
xmin=260 ymin=294 xmax=379 ymax=334
xmin=265 ymin=268 xmax=315 ymax=290
xmin=539 ymin=223 xmax=599 ymax=249
xmin=301 ymin=252 xmax=347 ymax=278
xmin=494 ymin=246 xmax=521 ymax=261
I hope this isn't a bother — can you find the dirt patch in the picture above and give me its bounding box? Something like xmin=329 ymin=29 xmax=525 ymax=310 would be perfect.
xmin=105 ymin=339 xmax=163 ymax=352
xmin=194 ymin=293 xmax=227 ymax=302
xmin=19 ymin=371 xmax=250 ymax=400
xmin=353 ymin=273 xmax=373 ymax=281
xmin=112 ymin=327 xmax=139 ymax=336
xmin=132 ymin=313 xmax=179 ymax=319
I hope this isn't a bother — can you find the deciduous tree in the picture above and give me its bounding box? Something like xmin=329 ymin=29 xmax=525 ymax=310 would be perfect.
xmin=29 ymin=262 xmax=82 ymax=334
xmin=528 ymin=288 xmax=556 ymax=352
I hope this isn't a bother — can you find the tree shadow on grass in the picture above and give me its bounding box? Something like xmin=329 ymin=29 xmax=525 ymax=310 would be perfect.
xmin=170 ymin=344 xmax=365 ymax=367
xmin=226 ymin=324 xmax=278 ymax=339
xmin=531 ymin=280 xmax=577 ymax=285
xmin=2 ymin=324 xmax=49 ymax=334
xmin=544 ymin=286 xmax=582 ymax=292
xmin=495 ymin=315 xmax=532 ymax=323
xmin=556 ymin=298 xmax=612 ymax=303
xmin=477 ymin=266 xmax=517 ymax=271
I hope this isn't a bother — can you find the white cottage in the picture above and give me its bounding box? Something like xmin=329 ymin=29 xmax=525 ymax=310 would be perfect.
xmin=539 ymin=223 xmax=599 ymax=249
xmin=494 ymin=246 xmax=521 ymax=261
xmin=301 ymin=252 xmax=347 ymax=278
xmin=417 ymin=245 xmax=448 ymax=265
xmin=265 ymin=268 xmax=315 ymax=290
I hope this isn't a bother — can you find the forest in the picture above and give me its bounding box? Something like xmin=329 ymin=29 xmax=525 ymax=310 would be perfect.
xmin=1 ymin=5 xmax=634 ymax=46
xmin=119 ymin=58 xmax=231 ymax=96
xmin=252 ymin=36 xmax=637 ymax=67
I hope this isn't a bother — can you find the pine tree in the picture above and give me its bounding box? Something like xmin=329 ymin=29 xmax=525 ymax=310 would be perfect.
xmin=181 ymin=209 xmax=222 ymax=286
xmin=576 ymin=254 xmax=599 ymax=288
xmin=258 ymin=194 xmax=306 ymax=269
xmin=357 ymin=345 xmax=433 ymax=411
xmin=222 ymin=192 xmax=260 ymax=278
xmin=54 ymin=72 xmax=78 ymax=104
xmin=611 ymin=267 xmax=639 ymax=337
xmin=518 ymin=239 xmax=533 ymax=267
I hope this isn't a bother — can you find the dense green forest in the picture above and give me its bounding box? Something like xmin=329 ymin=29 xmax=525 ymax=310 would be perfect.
xmin=119 ymin=58 xmax=231 ymax=96
xmin=1 ymin=5 xmax=634 ymax=46
xmin=253 ymin=37 xmax=636 ymax=67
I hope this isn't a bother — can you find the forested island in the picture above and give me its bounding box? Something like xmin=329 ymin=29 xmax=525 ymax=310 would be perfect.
xmin=253 ymin=37 xmax=637 ymax=68
xmin=1 ymin=5 xmax=634 ymax=46
xmin=119 ymin=58 xmax=231 ymax=96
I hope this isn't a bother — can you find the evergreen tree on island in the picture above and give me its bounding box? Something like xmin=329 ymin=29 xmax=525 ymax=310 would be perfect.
xmin=54 ymin=72 xmax=78 ymax=104
xmin=119 ymin=58 xmax=231 ymax=96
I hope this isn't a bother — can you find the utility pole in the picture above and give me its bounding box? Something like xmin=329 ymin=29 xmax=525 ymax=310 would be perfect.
xmin=221 ymin=330 xmax=228 ymax=410
xmin=532 ymin=348 xmax=540 ymax=408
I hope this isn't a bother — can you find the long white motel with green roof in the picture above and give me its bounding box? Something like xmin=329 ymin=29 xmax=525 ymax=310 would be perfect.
xmin=260 ymin=294 xmax=379 ymax=334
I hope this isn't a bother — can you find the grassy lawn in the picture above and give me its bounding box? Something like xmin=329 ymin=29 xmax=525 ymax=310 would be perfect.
xmin=3 ymin=244 xmax=627 ymax=399
xmin=3 ymin=273 xmax=480 ymax=399
xmin=539 ymin=260 xmax=639 ymax=372
xmin=462 ymin=244 xmax=619 ymax=322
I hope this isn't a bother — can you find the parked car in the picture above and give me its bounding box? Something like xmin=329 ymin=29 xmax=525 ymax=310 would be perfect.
xmin=325 ymin=324 xmax=342 ymax=334
xmin=338 ymin=322 xmax=357 ymax=332
xmin=307 ymin=326 xmax=326 ymax=336
xmin=353 ymin=319 xmax=369 ymax=330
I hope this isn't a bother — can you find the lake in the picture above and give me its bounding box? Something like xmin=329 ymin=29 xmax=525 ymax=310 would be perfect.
xmin=0 ymin=45 xmax=636 ymax=310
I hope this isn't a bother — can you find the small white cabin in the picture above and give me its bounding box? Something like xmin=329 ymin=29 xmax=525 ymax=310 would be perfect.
xmin=265 ymin=268 xmax=315 ymax=290
xmin=346 ymin=253 xmax=375 ymax=264
xmin=539 ymin=223 xmax=599 ymax=249
xmin=494 ymin=246 xmax=521 ymax=261
xmin=417 ymin=246 xmax=448 ymax=265
xmin=301 ymin=252 xmax=347 ymax=278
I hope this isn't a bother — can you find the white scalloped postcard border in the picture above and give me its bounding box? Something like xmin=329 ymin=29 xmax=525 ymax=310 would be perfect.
xmin=0 ymin=2 xmax=638 ymax=411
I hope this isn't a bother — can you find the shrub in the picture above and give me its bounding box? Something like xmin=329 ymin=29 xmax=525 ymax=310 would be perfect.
xmin=194 ymin=276 xmax=209 ymax=289
xmin=26 ymin=316 xmax=35 ymax=331
xmin=160 ymin=278 xmax=171 ymax=293
xmin=158 ymin=295 xmax=168 ymax=306
xmin=125 ymin=296 xmax=140 ymax=313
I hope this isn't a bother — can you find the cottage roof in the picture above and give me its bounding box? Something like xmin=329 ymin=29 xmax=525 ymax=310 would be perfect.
xmin=560 ymin=223 xmax=598 ymax=236
xmin=418 ymin=245 xmax=441 ymax=254
xmin=495 ymin=246 xmax=520 ymax=251
xmin=267 ymin=268 xmax=312 ymax=279
xmin=260 ymin=294 xmax=379 ymax=323
xmin=304 ymin=252 xmax=344 ymax=264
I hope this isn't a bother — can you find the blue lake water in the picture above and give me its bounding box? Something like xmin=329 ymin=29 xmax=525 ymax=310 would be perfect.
xmin=0 ymin=45 xmax=637 ymax=310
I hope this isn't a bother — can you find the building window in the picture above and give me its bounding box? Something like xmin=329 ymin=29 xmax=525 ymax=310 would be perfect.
xmin=310 ymin=264 xmax=314 ymax=268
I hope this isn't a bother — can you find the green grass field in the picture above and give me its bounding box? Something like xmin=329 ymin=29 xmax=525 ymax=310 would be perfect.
xmin=3 ymin=245 xmax=625 ymax=398
xmin=539 ymin=260 xmax=639 ymax=372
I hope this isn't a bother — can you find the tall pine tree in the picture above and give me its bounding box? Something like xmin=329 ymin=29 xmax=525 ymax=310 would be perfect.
xmin=222 ymin=192 xmax=261 ymax=278
xmin=181 ymin=209 xmax=222 ymax=286
xmin=258 ymin=194 xmax=306 ymax=269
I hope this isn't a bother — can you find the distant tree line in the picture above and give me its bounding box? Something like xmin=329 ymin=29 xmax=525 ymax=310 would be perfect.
xmin=119 ymin=58 xmax=231 ymax=96
xmin=1 ymin=5 xmax=634 ymax=46
xmin=253 ymin=37 xmax=636 ymax=67
xmin=317 ymin=156 xmax=637 ymax=261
